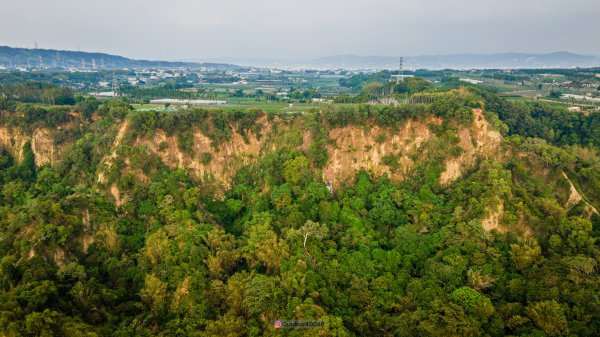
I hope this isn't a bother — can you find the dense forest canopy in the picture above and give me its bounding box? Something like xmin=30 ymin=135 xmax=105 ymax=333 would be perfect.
xmin=0 ymin=83 xmax=598 ymax=337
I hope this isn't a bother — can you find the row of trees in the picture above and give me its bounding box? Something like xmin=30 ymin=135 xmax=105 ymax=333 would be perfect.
xmin=0 ymin=83 xmax=75 ymax=105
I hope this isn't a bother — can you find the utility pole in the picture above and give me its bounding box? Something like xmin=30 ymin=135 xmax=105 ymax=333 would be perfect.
xmin=396 ymin=57 xmax=404 ymax=85
xmin=112 ymin=73 xmax=118 ymax=96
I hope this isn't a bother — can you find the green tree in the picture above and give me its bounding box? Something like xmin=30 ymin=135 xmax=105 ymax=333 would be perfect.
xmin=526 ymin=300 xmax=569 ymax=336
xmin=140 ymin=273 xmax=168 ymax=318
xmin=510 ymin=238 xmax=542 ymax=270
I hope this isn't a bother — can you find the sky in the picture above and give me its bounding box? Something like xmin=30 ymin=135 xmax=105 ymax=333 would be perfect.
xmin=1 ymin=0 xmax=599 ymax=61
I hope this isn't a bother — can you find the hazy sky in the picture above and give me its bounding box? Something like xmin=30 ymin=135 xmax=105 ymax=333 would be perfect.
xmin=1 ymin=0 xmax=599 ymax=60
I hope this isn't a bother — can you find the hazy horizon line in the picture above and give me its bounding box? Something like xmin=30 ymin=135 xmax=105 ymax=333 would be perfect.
xmin=1 ymin=45 xmax=598 ymax=63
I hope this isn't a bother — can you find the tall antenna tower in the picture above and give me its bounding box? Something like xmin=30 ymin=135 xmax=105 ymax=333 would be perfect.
xmin=396 ymin=57 xmax=404 ymax=85
xmin=92 ymin=58 xmax=96 ymax=69
xmin=112 ymin=73 xmax=118 ymax=95
xmin=39 ymin=55 xmax=43 ymax=68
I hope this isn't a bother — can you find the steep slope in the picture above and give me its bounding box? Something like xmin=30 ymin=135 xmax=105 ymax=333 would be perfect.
xmin=96 ymin=120 xmax=131 ymax=206
xmin=0 ymin=126 xmax=64 ymax=165
xmin=139 ymin=115 xmax=270 ymax=188
xmin=109 ymin=109 xmax=501 ymax=196
xmin=439 ymin=109 xmax=502 ymax=185
xmin=323 ymin=117 xmax=439 ymax=186
xmin=0 ymin=107 xmax=505 ymax=202
xmin=562 ymin=171 xmax=599 ymax=216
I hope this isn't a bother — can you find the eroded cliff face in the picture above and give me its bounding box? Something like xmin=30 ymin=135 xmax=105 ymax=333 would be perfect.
xmin=100 ymin=108 xmax=502 ymax=196
xmin=30 ymin=129 xmax=58 ymax=166
xmin=439 ymin=109 xmax=503 ymax=185
xmin=3 ymin=109 xmax=504 ymax=203
xmin=0 ymin=126 xmax=62 ymax=165
xmin=322 ymin=117 xmax=440 ymax=186
xmin=0 ymin=108 xmax=520 ymax=239
xmin=562 ymin=171 xmax=599 ymax=217
xmin=96 ymin=120 xmax=130 ymax=206
xmin=98 ymin=120 xmax=130 ymax=185
xmin=140 ymin=116 xmax=269 ymax=188
xmin=323 ymin=108 xmax=503 ymax=187
xmin=0 ymin=126 xmax=26 ymax=160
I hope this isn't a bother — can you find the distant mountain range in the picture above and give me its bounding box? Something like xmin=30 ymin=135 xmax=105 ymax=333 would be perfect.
xmin=311 ymin=52 xmax=600 ymax=70
xmin=1 ymin=46 xmax=599 ymax=70
xmin=0 ymin=46 xmax=238 ymax=70
xmin=206 ymin=52 xmax=600 ymax=70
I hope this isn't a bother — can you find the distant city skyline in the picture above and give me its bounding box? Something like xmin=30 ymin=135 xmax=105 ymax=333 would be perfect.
xmin=1 ymin=0 xmax=599 ymax=61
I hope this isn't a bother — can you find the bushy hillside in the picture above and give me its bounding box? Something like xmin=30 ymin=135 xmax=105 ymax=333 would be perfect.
xmin=0 ymin=46 xmax=237 ymax=70
xmin=0 ymin=88 xmax=599 ymax=336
